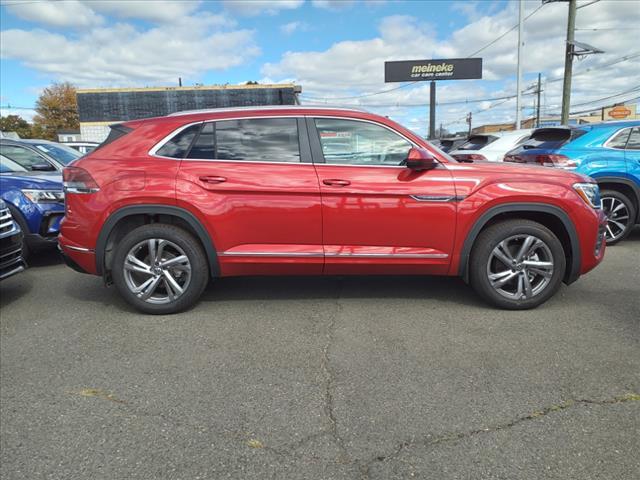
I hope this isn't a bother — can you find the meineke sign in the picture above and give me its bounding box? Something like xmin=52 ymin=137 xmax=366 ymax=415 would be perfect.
xmin=384 ymin=58 xmax=483 ymax=82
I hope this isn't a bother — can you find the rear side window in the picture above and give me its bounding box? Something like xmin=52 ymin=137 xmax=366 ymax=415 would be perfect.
xmin=457 ymin=135 xmax=498 ymax=151
xmin=607 ymin=128 xmax=631 ymax=149
xmin=186 ymin=123 xmax=214 ymax=159
xmin=157 ymin=124 xmax=201 ymax=158
xmin=215 ymin=118 xmax=300 ymax=162
xmin=626 ymin=127 xmax=640 ymax=150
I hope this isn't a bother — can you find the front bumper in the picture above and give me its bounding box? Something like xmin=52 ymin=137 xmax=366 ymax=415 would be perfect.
xmin=0 ymin=227 xmax=26 ymax=280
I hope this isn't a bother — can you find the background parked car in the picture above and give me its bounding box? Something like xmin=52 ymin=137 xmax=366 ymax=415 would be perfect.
xmin=504 ymin=121 xmax=640 ymax=244
xmin=0 ymin=155 xmax=65 ymax=258
xmin=0 ymin=198 xmax=26 ymax=280
xmin=437 ymin=136 xmax=467 ymax=153
xmin=0 ymin=138 xmax=81 ymax=172
xmin=62 ymin=141 xmax=99 ymax=155
xmin=450 ymin=129 xmax=532 ymax=162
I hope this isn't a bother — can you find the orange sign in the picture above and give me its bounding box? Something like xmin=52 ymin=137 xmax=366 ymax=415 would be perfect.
xmin=607 ymin=105 xmax=632 ymax=119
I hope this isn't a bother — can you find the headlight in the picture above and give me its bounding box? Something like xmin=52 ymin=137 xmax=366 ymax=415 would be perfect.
xmin=21 ymin=189 xmax=65 ymax=203
xmin=573 ymin=183 xmax=601 ymax=209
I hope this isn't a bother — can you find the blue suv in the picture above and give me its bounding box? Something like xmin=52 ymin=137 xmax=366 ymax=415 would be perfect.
xmin=504 ymin=120 xmax=640 ymax=244
xmin=0 ymin=153 xmax=65 ymax=258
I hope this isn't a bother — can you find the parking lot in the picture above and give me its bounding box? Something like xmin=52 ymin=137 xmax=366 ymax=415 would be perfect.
xmin=0 ymin=230 xmax=638 ymax=479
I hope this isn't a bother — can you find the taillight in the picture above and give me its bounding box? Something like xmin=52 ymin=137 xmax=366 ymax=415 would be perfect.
xmin=535 ymin=154 xmax=577 ymax=169
xmin=453 ymin=153 xmax=487 ymax=162
xmin=63 ymin=166 xmax=100 ymax=194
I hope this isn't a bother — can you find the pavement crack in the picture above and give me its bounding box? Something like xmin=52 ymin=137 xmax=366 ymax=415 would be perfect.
xmin=361 ymin=392 xmax=640 ymax=477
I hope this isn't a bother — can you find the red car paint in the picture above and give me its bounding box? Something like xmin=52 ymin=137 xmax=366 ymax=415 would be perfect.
xmin=60 ymin=107 xmax=606 ymax=283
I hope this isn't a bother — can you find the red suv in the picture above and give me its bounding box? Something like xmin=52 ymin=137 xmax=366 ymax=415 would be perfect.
xmin=60 ymin=107 xmax=607 ymax=314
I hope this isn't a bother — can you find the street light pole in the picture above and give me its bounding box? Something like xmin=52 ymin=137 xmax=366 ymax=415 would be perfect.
xmin=515 ymin=0 xmax=524 ymax=129
xmin=560 ymin=0 xmax=577 ymax=125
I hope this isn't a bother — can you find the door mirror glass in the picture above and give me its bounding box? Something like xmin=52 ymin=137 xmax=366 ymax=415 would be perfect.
xmin=405 ymin=147 xmax=437 ymax=171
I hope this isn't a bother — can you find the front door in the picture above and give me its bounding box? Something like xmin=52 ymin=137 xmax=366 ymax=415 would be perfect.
xmin=175 ymin=116 xmax=323 ymax=276
xmin=308 ymin=117 xmax=457 ymax=275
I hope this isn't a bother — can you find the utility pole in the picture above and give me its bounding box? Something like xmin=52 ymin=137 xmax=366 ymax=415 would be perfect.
xmin=466 ymin=112 xmax=472 ymax=136
xmin=561 ymin=0 xmax=577 ymax=125
xmin=429 ymin=81 xmax=436 ymax=140
xmin=515 ymin=0 xmax=524 ymax=129
xmin=536 ymin=73 xmax=542 ymax=127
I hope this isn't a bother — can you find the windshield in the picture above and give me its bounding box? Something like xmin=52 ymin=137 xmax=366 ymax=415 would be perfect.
xmin=0 ymin=154 xmax=29 ymax=173
xmin=31 ymin=143 xmax=81 ymax=165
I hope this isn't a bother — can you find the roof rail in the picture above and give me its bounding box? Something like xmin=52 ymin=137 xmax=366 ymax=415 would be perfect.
xmin=167 ymin=104 xmax=370 ymax=117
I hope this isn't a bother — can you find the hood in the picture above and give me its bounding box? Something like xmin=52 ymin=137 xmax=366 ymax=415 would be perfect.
xmin=451 ymin=158 xmax=591 ymax=183
xmin=0 ymin=171 xmax=63 ymax=190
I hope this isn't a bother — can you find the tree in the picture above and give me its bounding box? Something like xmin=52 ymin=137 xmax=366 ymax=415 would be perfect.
xmin=0 ymin=115 xmax=33 ymax=138
xmin=33 ymin=82 xmax=79 ymax=140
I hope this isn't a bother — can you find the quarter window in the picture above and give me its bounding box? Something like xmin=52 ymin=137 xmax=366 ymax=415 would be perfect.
xmin=215 ymin=118 xmax=300 ymax=162
xmin=156 ymin=124 xmax=201 ymax=158
xmin=607 ymin=128 xmax=631 ymax=149
xmin=187 ymin=123 xmax=214 ymax=159
xmin=314 ymin=118 xmax=411 ymax=166
xmin=625 ymin=127 xmax=640 ymax=150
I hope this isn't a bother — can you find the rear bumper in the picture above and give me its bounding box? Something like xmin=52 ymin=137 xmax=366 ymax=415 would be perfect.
xmin=58 ymin=234 xmax=98 ymax=275
xmin=0 ymin=229 xmax=26 ymax=280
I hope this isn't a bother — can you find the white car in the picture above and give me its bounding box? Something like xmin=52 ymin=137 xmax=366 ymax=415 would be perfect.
xmin=450 ymin=129 xmax=532 ymax=162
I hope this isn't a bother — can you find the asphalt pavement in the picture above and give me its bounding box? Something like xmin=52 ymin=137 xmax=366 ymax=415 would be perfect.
xmin=1 ymin=229 xmax=639 ymax=479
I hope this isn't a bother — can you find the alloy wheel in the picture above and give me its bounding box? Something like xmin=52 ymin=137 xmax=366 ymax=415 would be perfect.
xmin=486 ymin=234 xmax=554 ymax=301
xmin=123 ymin=238 xmax=192 ymax=304
xmin=601 ymin=196 xmax=630 ymax=243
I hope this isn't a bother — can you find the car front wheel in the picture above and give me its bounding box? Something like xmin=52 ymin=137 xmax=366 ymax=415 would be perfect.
xmin=600 ymin=189 xmax=636 ymax=245
xmin=112 ymin=224 xmax=209 ymax=314
xmin=469 ymin=220 xmax=566 ymax=310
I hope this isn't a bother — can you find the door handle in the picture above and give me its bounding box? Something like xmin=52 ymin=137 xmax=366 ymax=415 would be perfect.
xmin=199 ymin=175 xmax=227 ymax=184
xmin=323 ymin=179 xmax=351 ymax=187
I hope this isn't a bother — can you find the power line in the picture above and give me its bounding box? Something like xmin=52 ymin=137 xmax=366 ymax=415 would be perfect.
xmin=301 ymin=4 xmax=545 ymax=102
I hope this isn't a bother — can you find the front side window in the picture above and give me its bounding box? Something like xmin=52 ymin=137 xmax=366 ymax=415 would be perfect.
xmin=215 ymin=118 xmax=300 ymax=163
xmin=607 ymin=128 xmax=631 ymax=149
xmin=0 ymin=145 xmax=50 ymax=170
xmin=314 ymin=118 xmax=411 ymax=166
xmin=624 ymin=127 xmax=640 ymax=150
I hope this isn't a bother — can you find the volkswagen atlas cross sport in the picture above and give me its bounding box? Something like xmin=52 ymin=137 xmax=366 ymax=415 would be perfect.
xmin=59 ymin=106 xmax=607 ymax=314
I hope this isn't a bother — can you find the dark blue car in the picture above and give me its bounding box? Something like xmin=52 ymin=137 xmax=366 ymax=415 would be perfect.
xmin=504 ymin=120 xmax=640 ymax=244
xmin=0 ymin=154 xmax=65 ymax=258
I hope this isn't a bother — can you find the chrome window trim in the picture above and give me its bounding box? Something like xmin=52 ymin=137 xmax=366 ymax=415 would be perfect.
xmin=148 ymin=114 xmax=434 ymax=171
xmin=602 ymin=127 xmax=633 ymax=150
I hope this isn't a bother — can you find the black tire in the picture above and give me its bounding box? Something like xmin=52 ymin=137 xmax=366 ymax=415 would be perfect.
xmin=600 ymin=189 xmax=636 ymax=245
xmin=469 ymin=219 xmax=566 ymax=310
xmin=112 ymin=224 xmax=209 ymax=314
xmin=6 ymin=204 xmax=30 ymax=261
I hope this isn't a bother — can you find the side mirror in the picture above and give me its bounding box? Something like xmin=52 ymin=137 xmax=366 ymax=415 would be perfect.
xmin=31 ymin=163 xmax=56 ymax=172
xmin=405 ymin=147 xmax=438 ymax=171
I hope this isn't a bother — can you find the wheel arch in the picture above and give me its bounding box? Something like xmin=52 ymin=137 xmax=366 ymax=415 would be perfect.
xmin=96 ymin=204 xmax=220 ymax=279
xmin=594 ymin=176 xmax=640 ymax=223
xmin=458 ymin=203 xmax=581 ymax=285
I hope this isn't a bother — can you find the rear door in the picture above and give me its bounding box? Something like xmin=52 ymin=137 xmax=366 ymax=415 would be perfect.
xmin=174 ymin=116 xmax=323 ymax=276
xmin=308 ymin=116 xmax=456 ymax=275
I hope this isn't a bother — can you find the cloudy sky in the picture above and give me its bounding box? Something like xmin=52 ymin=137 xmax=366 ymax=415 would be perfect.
xmin=1 ymin=0 xmax=638 ymax=134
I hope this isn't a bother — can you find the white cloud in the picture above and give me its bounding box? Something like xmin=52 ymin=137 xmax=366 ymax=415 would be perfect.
xmin=222 ymin=0 xmax=304 ymax=16
xmin=312 ymin=0 xmax=356 ymax=10
xmin=263 ymin=0 xmax=640 ymax=132
xmin=0 ymin=13 xmax=259 ymax=87
xmin=86 ymin=0 xmax=202 ymax=23
xmin=280 ymin=21 xmax=309 ymax=35
xmin=5 ymin=0 xmax=103 ymax=28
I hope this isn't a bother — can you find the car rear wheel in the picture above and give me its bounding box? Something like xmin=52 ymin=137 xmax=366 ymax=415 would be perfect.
xmin=469 ymin=220 xmax=566 ymax=310
xmin=112 ymin=224 xmax=209 ymax=314
xmin=600 ymin=189 xmax=635 ymax=245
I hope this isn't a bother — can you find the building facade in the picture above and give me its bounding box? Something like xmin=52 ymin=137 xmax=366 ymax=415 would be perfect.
xmin=77 ymin=83 xmax=301 ymax=142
